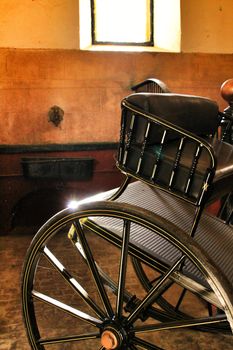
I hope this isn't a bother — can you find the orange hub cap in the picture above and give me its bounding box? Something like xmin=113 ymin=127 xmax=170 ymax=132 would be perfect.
xmin=101 ymin=330 xmax=118 ymax=349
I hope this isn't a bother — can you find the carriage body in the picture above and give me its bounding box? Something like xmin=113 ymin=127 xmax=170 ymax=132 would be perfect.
xmin=21 ymin=81 xmax=233 ymax=349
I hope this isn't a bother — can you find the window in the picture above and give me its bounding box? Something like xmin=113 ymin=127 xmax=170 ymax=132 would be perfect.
xmin=91 ymin=0 xmax=153 ymax=46
xmin=79 ymin=0 xmax=181 ymax=52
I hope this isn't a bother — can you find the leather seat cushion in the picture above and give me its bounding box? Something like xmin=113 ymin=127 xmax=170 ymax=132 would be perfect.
xmin=125 ymin=93 xmax=220 ymax=143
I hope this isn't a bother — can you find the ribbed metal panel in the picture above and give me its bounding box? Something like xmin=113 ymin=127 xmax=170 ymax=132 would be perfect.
xmin=91 ymin=182 xmax=233 ymax=286
xmin=116 ymin=182 xmax=233 ymax=285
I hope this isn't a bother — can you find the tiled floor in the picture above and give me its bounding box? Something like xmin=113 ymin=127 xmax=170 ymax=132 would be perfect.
xmin=0 ymin=229 xmax=32 ymax=350
xmin=1 ymin=226 xmax=233 ymax=350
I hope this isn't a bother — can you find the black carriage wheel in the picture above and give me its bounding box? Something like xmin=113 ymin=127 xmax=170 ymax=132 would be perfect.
xmin=22 ymin=201 xmax=233 ymax=349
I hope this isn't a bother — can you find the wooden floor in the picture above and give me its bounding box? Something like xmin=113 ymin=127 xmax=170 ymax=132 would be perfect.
xmin=1 ymin=227 xmax=233 ymax=350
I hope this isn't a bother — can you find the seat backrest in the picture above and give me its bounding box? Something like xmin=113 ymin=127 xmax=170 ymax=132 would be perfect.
xmin=117 ymin=93 xmax=219 ymax=206
xmin=126 ymin=93 xmax=219 ymax=142
xmin=131 ymin=78 xmax=171 ymax=93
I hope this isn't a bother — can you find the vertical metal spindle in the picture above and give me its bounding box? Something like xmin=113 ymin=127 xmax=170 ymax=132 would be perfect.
xmin=185 ymin=143 xmax=203 ymax=195
xmin=169 ymin=137 xmax=185 ymax=188
xmin=197 ymin=172 xmax=211 ymax=206
xmin=136 ymin=122 xmax=151 ymax=174
xmin=118 ymin=109 xmax=127 ymax=164
xmin=122 ymin=113 xmax=136 ymax=166
xmin=151 ymin=129 xmax=167 ymax=181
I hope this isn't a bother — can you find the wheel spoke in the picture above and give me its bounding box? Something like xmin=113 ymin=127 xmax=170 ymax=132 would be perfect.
xmin=70 ymin=223 xmax=134 ymax=304
xmin=39 ymin=332 xmax=100 ymax=345
xmin=95 ymin=261 xmax=172 ymax=323
xmin=130 ymin=344 xmax=139 ymax=350
xmin=127 ymin=255 xmax=186 ymax=325
xmin=131 ymin=258 xmax=174 ymax=296
xmin=207 ymin=302 xmax=213 ymax=316
xmin=73 ymin=220 xmax=114 ymax=318
xmin=97 ymin=261 xmax=133 ymax=302
xmin=131 ymin=314 xmax=228 ymax=334
xmin=69 ymin=229 xmax=134 ymax=304
xmin=43 ymin=246 xmax=106 ymax=319
xmin=116 ymin=219 xmax=130 ymax=317
xmin=68 ymin=223 xmax=86 ymax=260
xmin=133 ymin=336 xmax=164 ymax=350
xmin=174 ymin=287 xmax=187 ymax=311
xmin=152 ymin=279 xmax=174 ymax=301
xmin=32 ymin=290 xmax=102 ymax=328
xmin=150 ymin=275 xmax=164 ymax=285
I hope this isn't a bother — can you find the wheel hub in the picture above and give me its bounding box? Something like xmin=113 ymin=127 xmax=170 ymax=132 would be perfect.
xmin=101 ymin=330 xmax=118 ymax=349
xmin=100 ymin=326 xmax=124 ymax=349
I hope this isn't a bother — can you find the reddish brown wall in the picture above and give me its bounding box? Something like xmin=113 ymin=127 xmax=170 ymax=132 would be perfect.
xmin=1 ymin=49 xmax=233 ymax=232
xmin=0 ymin=49 xmax=232 ymax=146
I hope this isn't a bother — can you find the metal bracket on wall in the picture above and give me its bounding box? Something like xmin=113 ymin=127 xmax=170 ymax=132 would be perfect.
xmin=48 ymin=105 xmax=64 ymax=127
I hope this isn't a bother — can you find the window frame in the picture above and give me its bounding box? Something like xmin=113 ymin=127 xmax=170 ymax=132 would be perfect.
xmin=79 ymin=0 xmax=181 ymax=53
xmin=90 ymin=0 xmax=154 ymax=47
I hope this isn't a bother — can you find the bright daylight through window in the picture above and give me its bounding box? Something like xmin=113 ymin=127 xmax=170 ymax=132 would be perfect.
xmin=79 ymin=0 xmax=181 ymax=52
xmin=91 ymin=0 xmax=153 ymax=46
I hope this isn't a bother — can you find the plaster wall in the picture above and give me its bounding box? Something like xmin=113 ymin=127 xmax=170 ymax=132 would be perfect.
xmin=0 ymin=0 xmax=79 ymax=49
xmin=181 ymin=0 xmax=233 ymax=53
xmin=0 ymin=0 xmax=232 ymax=145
